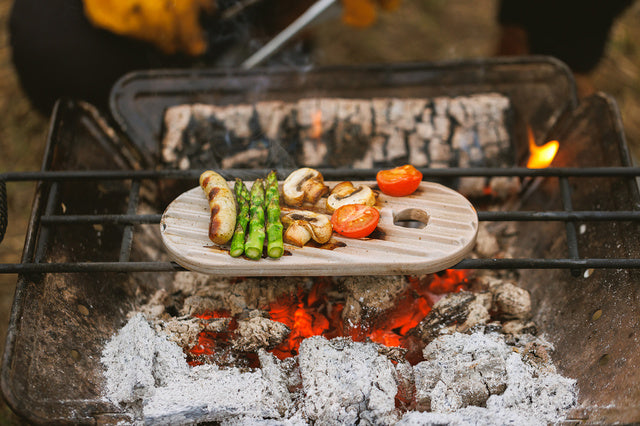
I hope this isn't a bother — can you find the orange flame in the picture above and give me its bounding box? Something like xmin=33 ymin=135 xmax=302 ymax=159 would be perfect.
xmin=311 ymin=110 xmax=323 ymax=139
xmin=526 ymin=127 xmax=559 ymax=169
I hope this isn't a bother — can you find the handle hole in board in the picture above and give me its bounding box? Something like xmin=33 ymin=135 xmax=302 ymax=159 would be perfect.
xmin=393 ymin=208 xmax=429 ymax=229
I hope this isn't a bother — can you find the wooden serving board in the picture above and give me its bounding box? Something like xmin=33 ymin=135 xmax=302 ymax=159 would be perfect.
xmin=160 ymin=181 xmax=478 ymax=276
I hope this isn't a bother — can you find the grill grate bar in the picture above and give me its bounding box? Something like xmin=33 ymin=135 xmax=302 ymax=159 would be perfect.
xmin=40 ymin=214 xmax=161 ymax=225
xmin=559 ymin=176 xmax=581 ymax=276
xmin=37 ymin=211 xmax=640 ymax=225
xmin=1 ymin=258 xmax=640 ymax=274
xmin=119 ymin=180 xmax=141 ymax=262
xmin=34 ymin=182 xmax=58 ymax=263
xmin=1 ymin=166 xmax=639 ymax=274
xmin=2 ymin=166 xmax=640 ymax=182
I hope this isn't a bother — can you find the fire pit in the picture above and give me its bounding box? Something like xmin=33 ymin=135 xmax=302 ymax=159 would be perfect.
xmin=2 ymin=58 xmax=640 ymax=424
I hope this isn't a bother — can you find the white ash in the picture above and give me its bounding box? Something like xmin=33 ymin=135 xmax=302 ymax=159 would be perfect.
xmin=101 ymin=315 xmax=291 ymax=424
xmin=102 ymin=315 xmax=577 ymax=425
xmin=143 ymin=363 xmax=284 ymax=424
xmin=297 ymin=336 xmax=399 ymax=425
xmin=411 ymin=332 xmax=577 ymax=425
xmin=101 ymin=313 xmax=189 ymax=405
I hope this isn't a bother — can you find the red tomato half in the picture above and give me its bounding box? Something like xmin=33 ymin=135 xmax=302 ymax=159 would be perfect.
xmin=331 ymin=204 xmax=380 ymax=239
xmin=376 ymin=164 xmax=423 ymax=197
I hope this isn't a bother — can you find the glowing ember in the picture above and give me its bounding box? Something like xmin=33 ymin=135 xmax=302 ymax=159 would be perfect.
xmin=186 ymin=270 xmax=470 ymax=364
xmin=526 ymin=127 xmax=559 ymax=169
xmin=311 ymin=110 xmax=323 ymax=139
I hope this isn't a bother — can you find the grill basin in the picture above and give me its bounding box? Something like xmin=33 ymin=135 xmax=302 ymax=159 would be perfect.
xmin=2 ymin=59 xmax=640 ymax=424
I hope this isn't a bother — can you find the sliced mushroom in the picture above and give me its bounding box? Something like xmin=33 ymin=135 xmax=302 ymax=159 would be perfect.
xmin=326 ymin=181 xmax=377 ymax=213
xmin=282 ymin=167 xmax=329 ymax=207
xmin=282 ymin=210 xmax=333 ymax=247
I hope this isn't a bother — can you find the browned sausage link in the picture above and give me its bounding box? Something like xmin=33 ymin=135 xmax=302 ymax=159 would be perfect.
xmin=199 ymin=170 xmax=236 ymax=245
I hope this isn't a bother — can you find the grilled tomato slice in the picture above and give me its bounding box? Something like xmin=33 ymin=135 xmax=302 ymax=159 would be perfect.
xmin=376 ymin=164 xmax=422 ymax=197
xmin=331 ymin=204 xmax=380 ymax=239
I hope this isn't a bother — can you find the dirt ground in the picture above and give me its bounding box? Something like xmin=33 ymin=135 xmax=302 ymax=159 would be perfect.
xmin=0 ymin=0 xmax=639 ymax=422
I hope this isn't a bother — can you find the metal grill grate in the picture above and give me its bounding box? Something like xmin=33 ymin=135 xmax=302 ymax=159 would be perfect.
xmin=2 ymin=166 xmax=640 ymax=275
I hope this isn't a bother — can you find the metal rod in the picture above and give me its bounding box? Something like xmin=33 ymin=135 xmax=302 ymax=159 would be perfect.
xmin=34 ymin=182 xmax=58 ymax=263
xmin=455 ymin=258 xmax=640 ymax=269
xmin=2 ymin=258 xmax=640 ymax=274
xmin=41 ymin=214 xmax=161 ymax=225
xmin=0 ymin=261 xmax=182 ymax=273
xmin=3 ymin=167 xmax=640 ymax=183
xmin=559 ymin=176 xmax=581 ymax=277
xmin=119 ymin=180 xmax=141 ymax=262
xmin=241 ymin=0 xmax=338 ymax=69
xmin=37 ymin=211 xmax=640 ymax=225
xmin=477 ymin=211 xmax=640 ymax=221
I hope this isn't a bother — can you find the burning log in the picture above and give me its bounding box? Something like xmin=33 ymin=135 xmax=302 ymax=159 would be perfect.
xmin=161 ymin=94 xmax=513 ymax=170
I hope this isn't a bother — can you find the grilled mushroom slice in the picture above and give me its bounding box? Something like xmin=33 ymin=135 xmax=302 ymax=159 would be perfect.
xmin=326 ymin=181 xmax=376 ymax=213
xmin=282 ymin=167 xmax=329 ymax=207
xmin=282 ymin=210 xmax=333 ymax=247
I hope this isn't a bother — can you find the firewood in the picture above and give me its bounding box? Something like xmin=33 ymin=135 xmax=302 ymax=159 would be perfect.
xmin=161 ymin=94 xmax=513 ymax=170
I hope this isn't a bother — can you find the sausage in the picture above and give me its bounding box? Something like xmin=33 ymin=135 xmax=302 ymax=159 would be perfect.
xmin=199 ymin=170 xmax=236 ymax=245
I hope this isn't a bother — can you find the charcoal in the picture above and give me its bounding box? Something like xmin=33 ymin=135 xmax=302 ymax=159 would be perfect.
xmin=220 ymin=148 xmax=270 ymax=169
xmin=457 ymin=176 xmax=488 ymax=198
xmin=342 ymin=294 xmax=363 ymax=326
xmin=232 ymin=316 xmax=290 ymax=352
xmin=415 ymin=291 xmax=477 ymax=342
xmin=502 ymin=319 xmax=538 ymax=336
xmin=430 ymin=380 xmax=464 ymax=413
xmin=459 ymin=298 xmax=491 ymax=332
xmin=490 ymin=281 xmax=532 ymax=319
xmin=413 ymin=361 xmax=441 ymax=411
xmin=428 ymin=139 xmax=452 ymax=165
xmin=258 ymin=350 xmax=293 ymax=416
xmin=154 ymin=316 xmax=206 ymax=348
xmin=407 ymin=132 xmax=429 ymax=166
xmin=161 ymin=105 xmax=191 ymax=164
xmin=181 ymin=295 xmax=225 ymax=317
xmin=411 ymin=331 xmax=577 ymax=424
xmin=101 ymin=314 xmax=189 ymax=405
xmin=340 ymin=275 xmax=408 ymax=311
xmin=414 ymin=333 xmax=509 ymax=412
xmin=297 ymin=336 xmax=398 ymax=425
xmin=300 ymin=138 xmax=328 ymax=167
xmin=475 ymin=223 xmax=501 ymax=258
xmin=161 ymin=94 xmax=513 ymax=170
xmin=378 ymin=345 xmax=408 ymax=363
xmin=136 ymin=288 xmax=171 ymax=320
xmin=393 ymin=361 xmax=416 ymax=410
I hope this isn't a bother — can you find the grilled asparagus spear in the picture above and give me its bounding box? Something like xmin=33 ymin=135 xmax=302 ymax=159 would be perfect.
xmin=229 ymin=179 xmax=250 ymax=257
xmin=265 ymin=171 xmax=284 ymax=258
xmin=244 ymin=179 xmax=265 ymax=260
